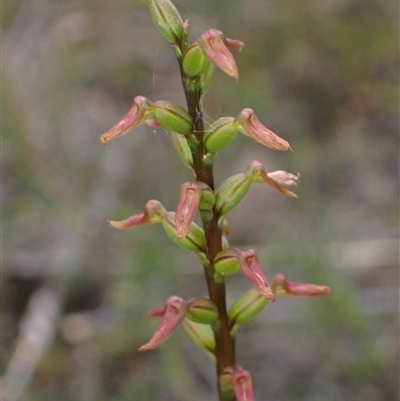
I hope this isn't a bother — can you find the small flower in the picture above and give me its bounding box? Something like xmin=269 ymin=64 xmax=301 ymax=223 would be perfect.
xmin=197 ymin=29 xmax=244 ymax=81
xmin=100 ymin=96 xmax=153 ymax=144
xmin=222 ymin=366 xmax=255 ymax=401
xmin=271 ymin=274 xmax=331 ymax=297
xmin=237 ymin=250 xmax=276 ymax=302
xmin=139 ymin=296 xmax=187 ymax=351
xmin=266 ymin=170 xmax=300 ymax=197
xmin=246 ymin=160 xmax=299 ymax=198
xmin=108 ymin=200 xmax=166 ymax=229
xmin=236 ymin=108 xmax=292 ymax=151
xmin=175 ymin=182 xmax=202 ymax=238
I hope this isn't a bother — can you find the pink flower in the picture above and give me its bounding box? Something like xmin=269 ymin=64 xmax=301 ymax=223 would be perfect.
xmin=271 ymin=274 xmax=331 ymax=297
xmin=139 ymin=296 xmax=187 ymax=351
xmin=198 ymin=29 xmax=244 ymax=81
xmin=100 ymin=96 xmax=153 ymax=144
xmin=223 ymin=366 xmax=255 ymax=401
xmin=236 ymin=108 xmax=292 ymax=151
xmin=267 ymin=170 xmax=300 ymax=197
xmin=237 ymin=250 xmax=276 ymax=302
xmin=246 ymin=160 xmax=299 ymax=198
xmin=175 ymin=182 xmax=202 ymax=238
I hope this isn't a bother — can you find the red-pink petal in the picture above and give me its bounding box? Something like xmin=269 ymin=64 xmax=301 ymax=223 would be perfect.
xmin=100 ymin=96 xmax=153 ymax=144
xmin=108 ymin=212 xmax=147 ymax=229
xmin=223 ymin=366 xmax=255 ymax=401
xmin=237 ymin=250 xmax=276 ymax=302
xmin=139 ymin=296 xmax=187 ymax=351
xmin=198 ymin=29 xmax=240 ymax=81
xmin=246 ymin=160 xmax=299 ymax=198
xmin=272 ymin=273 xmax=331 ymax=297
xmin=175 ymin=182 xmax=201 ymax=238
xmin=108 ymin=200 xmax=166 ymax=229
xmin=236 ymin=108 xmax=292 ymax=151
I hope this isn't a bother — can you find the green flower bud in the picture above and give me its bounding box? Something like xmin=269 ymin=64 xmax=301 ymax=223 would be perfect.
xmin=181 ymin=318 xmax=216 ymax=360
xmin=219 ymin=369 xmax=236 ymax=400
xmin=204 ymin=117 xmax=238 ymax=153
xmin=182 ymin=45 xmax=211 ymax=77
xmin=186 ymin=298 xmax=219 ymax=324
xmin=154 ymin=101 xmax=192 ymax=135
xmin=162 ymin=212 xmax=206 ymax=253
xmin=171 ymin=132 xmax=193 ymax=169
xmin=228 ymin=288 xmax=270 ymax=331
xmin=198 ymin=183 xmax=215 ymax=211
xmin=215 ymin=174 xmax=251 ymax=216
xmin=142 ymin=0 xmax=184 ymax=46
xmin=214 ymin=248 xmax=241 ymax=276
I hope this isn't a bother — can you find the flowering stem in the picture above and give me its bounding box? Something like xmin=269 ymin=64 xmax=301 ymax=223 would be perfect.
xmin=180 ymin=62 xmax=236 ymax=401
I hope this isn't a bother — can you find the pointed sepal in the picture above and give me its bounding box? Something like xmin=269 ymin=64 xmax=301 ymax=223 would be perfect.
xmin=271 ymin=274 xmax=331 ymax=297
xmin=108 ymin=200 xmax=166 ymax=229
xmin=236 ymin=108 xmax=292 ymax=151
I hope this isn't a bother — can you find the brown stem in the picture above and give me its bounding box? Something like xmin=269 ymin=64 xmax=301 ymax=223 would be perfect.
xmin=180 ymin=64 xmax=236 ymax=401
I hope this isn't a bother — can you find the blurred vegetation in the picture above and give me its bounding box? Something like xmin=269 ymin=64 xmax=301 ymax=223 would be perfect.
xmin=3 ymin=0 xmax=398 ymax=400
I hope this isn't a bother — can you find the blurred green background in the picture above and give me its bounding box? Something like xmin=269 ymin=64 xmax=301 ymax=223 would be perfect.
xmin=3 ymin=0 xmax=399 ymax=400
